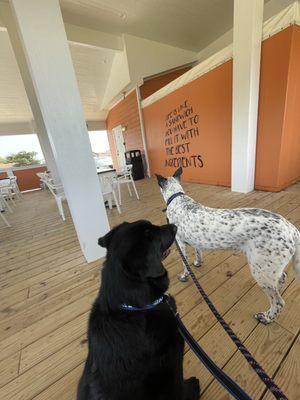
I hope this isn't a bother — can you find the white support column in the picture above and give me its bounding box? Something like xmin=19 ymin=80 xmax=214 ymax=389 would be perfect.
xmin=6 ymin=0 xmax=109 ymax=262
xmin=135 ymin=85 xmax=150 ymax=177
xmin=231 ymin=0 xmax=264 ymax=193
xmin=0 ymin=2 xmax=61 ymax=184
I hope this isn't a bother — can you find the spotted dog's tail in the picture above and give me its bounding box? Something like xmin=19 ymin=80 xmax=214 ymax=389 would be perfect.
xmin=294 ymin=230 xmax=300 ymax=282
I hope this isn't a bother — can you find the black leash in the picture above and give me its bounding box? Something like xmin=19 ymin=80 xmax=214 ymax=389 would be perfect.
xmin=165 ymin=295 xmax=252 ymax=400
xmin=172 ymin=234 xmax=288 ymax=400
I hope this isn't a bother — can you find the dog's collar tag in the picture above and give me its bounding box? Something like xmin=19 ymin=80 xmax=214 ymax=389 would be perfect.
xmin=166 ymin=192 xmax=185 ymax=207
xmin=121 ymin=296 xmax=164 ymax=311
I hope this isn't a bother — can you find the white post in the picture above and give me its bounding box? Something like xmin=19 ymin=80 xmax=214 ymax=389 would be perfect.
xmin=136 ymin=85 xmax=150 ymax=177
xmin=0 ymin=2 xmax=61 ymax=185
xmin=231 ymin=0 xmax=264 ymax=193
xmin=6 ymin=0 xmax=110 ymax=261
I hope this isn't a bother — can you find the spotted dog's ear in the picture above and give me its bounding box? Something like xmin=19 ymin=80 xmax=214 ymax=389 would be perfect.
xmin=155 ymin=174 xmax=167 ymax=188
xmin=173 ymin=167 xmax=183 ymax=181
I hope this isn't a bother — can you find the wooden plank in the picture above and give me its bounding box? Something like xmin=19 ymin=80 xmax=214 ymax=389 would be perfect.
xmin=0 ymin=353 xmax=20 ymax=388
xmin=0 ymin=288 xmax=97 ymax=362
xmin=33 ymin=364 xmax=84 ymax=400
xmin=0 ymin=179 xmax=299 ymax=400
xmin=276 ymin=280 xmax=300 ymax=335
xmin=19 ymin=312 xmax=89 ymax=373
xmin=262 ymin=335 xmax=300 ymax=400
xmin=0 ymin=335 xmax=87 ymax=400
xmin=0 ymin=277 xmax=99 ymax=342
xmin=201 ymin=323 xmax=294 ymax=399
xmin=182 ymin=264 xmax=295 ymax=394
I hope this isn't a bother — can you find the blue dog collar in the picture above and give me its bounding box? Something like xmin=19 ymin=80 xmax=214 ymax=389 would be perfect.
xmin=121 ymin=296 xmax=164 ymax=311
xmin=166 ymin=192 xmax=185 ymax=207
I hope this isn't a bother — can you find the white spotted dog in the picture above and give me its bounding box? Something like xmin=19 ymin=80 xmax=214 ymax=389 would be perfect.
xmin=156 ymin=167 xmax=300 ymax=324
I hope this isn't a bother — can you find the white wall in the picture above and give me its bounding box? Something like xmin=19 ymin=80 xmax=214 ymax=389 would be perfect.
xmin=124 ymin=34 xmax=197 ymax=82
xmin=102 ymin=33 xmax=197 ymax=109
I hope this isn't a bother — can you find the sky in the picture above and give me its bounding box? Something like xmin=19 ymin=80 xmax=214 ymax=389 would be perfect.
xmin=0 ymin=131 xmax=110 ymax=160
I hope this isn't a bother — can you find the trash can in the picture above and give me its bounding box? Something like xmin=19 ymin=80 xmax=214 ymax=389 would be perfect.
xmin=125 ymin=150 xmax=144 ymax=180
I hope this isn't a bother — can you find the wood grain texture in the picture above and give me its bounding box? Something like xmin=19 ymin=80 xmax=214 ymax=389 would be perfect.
xmin=0 ymin=179 xmax=299 ymax=400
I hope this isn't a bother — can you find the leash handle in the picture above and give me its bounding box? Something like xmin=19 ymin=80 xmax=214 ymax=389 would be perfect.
xmin=172 ymin=235 xmax=288 ymax=400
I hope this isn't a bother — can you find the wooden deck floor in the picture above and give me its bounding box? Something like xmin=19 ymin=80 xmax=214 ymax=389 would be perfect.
xmin=0 ymin=178 xmax=300 ymax=400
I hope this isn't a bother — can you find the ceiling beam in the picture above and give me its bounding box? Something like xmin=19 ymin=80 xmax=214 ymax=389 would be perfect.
xmin=0 ymin=12 xmax=123 ymax=52
xmin=64 ymin=23 xmax=123 ymax=52
xmin=0 ymin=121 xmax=34 ymax=135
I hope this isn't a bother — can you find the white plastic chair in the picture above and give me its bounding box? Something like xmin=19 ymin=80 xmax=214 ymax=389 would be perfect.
xmin=0 ymin=185 xmax=13 ymax=213
xmin=98 ymin=172 xmax=121 ymax=214
xmin=3 ymin=168 xmax=22 ymax=199
xmin=117 ymin=164 xmax=139 ymax=205
xmin=37 ymin=173 xmax=66 ymax=221
xmin=0 ymin=178 xmax=16 ymax=208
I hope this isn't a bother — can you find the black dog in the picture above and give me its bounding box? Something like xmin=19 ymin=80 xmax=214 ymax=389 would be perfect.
xmin=77 ymin=220 xmax=200 ymax=400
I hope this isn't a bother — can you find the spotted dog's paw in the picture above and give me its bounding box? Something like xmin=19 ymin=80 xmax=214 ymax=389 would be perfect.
xmin=254 ymin=312 xmax=273 ymax=325
xmin=177 ymin=273 xmax=189 ymax=283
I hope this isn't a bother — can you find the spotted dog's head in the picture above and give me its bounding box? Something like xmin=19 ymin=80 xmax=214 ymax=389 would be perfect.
xmin=155 ymin=167 xmax=184 ymax=203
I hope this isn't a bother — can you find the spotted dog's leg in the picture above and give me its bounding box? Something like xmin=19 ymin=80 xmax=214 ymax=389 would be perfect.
xmin=194 ymin=248 xmax=202 ymax=268
xmin=176 ymin=239 xmax=189 ymax=282
xmin=278 ymin=271 xmax=287 ymax=291
xmin=255 ymin=286 xmax=285 ymax=324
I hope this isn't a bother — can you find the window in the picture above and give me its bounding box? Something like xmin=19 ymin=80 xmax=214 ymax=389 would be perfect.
xmin=0 ymin=134 xmax=44 ymax=168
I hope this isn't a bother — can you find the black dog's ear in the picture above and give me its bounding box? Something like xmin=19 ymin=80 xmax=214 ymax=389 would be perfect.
xmin=173 ymin=167 xmax=183 ymax=180
xmin=98 ymin=231 xmax=114 ymax=248
xmin=155 ymin=173 xmax=167 ymax=188
xmin=98 ymin=222 xmax=130 ymax=248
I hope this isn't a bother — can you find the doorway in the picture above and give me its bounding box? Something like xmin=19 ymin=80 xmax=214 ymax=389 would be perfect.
xmin=112 ymin=125 xmax=126 ymax=170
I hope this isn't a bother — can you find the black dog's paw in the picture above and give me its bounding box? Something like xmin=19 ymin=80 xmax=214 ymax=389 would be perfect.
xmin=184 ymin=377 xmax=200 ymax=400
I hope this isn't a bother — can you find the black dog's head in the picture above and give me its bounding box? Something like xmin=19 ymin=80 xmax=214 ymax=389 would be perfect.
xmin=98 ymin=220 xmax=177 ymax=308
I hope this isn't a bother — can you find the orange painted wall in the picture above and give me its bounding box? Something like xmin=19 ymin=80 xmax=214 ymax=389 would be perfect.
xmin=106 ymin=90 xmax=143 ymax=170
xmin=106 ymin=26 xmax=300 ymax=191
xmin=143 ymin=61 xmax=232 ymax=185
xmin=0 ymin=166 xmax=47 ymax=191
xmin=140 ymin=66 xmax=192 ymax=100
xmin=255 ymin=26 xmax=299 ymax=191
xmin=277 ymin=25 xmax=300 ymax=189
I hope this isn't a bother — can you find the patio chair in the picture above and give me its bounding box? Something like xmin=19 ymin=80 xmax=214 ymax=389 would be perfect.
xmin=117 ymin=164 xmax=139 ymax=205
xmin=98 ymin=172 xmax=121 ymax=214
xmin=0 ymin=179 xmax=16 ymax=208
xmin=37 ymin=173 xmax=66 ymax=221
xmin=36 ymin=171 xmax=51 ymax=190
xmin=3 ymin=167 xmax=22 ymax=199
xmin=47 ymin=180 xmax=66 ymax=221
